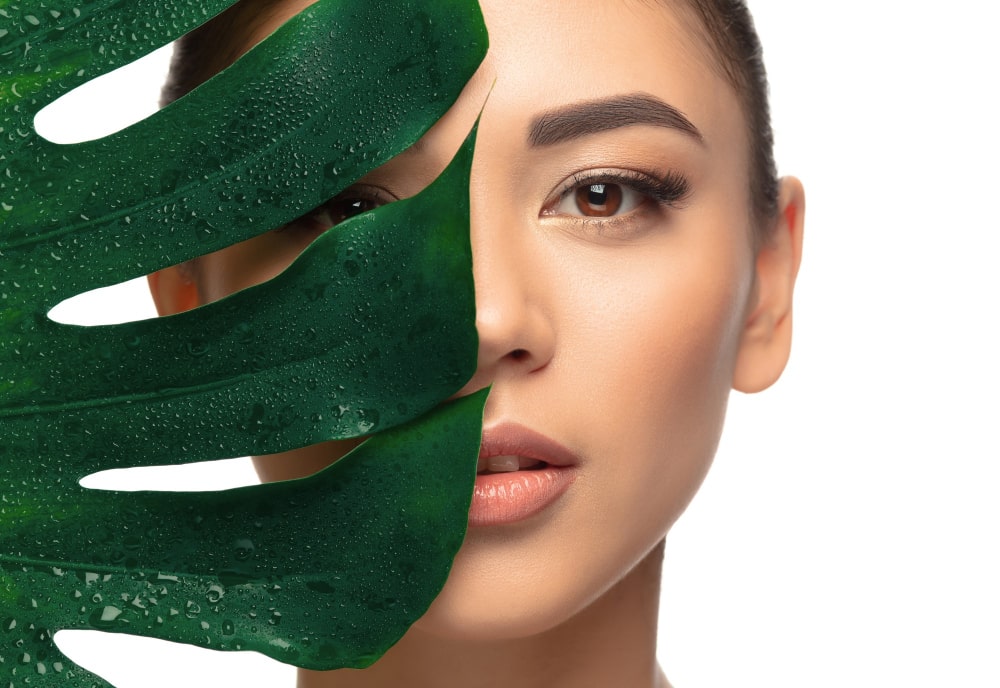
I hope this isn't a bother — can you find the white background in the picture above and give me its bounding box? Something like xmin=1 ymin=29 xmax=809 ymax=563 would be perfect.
xmin=30 ymin=2 xmax=1000 ymax=686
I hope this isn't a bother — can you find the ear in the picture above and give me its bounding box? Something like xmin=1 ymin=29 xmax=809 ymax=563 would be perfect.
xmin=732 ymin=177 xmax=805 ymax=393
xmin=147 ymin=263 xmax=201 ymax=316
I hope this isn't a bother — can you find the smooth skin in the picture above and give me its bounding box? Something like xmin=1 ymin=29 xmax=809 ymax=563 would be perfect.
xmin=149 ymin=1 xmax=804 ymax=686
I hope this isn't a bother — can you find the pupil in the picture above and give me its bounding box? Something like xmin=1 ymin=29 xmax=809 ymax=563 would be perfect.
xmin=587 ymin=184 xmax=608 ymax=206
xmin=575 ymin=183 xmax=622 ymax=216
xmin=337 ymin=197 xmax=376 ymax=223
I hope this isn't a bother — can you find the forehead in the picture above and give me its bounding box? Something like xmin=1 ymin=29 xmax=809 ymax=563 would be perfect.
xmin=239 ymin=0 xmax=747 ymax=179
xmin=474 ymin=0 xmax=742 ymax=145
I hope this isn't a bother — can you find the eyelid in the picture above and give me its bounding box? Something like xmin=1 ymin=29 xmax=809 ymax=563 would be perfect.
xmin=332 ymin=182 xmax=400 ymax=205
xmin=541 ymin=168 xmax=691 ymax=218
xmin=311 ymin=183 xmax=401 ymax=220
xmin=277 ymin=183 xmax=400 ymax=235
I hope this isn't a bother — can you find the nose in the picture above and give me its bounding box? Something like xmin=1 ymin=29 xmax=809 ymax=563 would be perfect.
xmin=453 ymin=201 xmax=556 ymax=397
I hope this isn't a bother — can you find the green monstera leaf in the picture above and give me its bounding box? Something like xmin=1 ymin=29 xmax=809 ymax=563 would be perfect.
xmin=0 ymin=0 xmax=488 ymax=684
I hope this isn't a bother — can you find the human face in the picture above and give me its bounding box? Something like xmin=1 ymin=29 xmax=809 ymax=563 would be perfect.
xmin=176 ymin=0 xmax=766 ymax=640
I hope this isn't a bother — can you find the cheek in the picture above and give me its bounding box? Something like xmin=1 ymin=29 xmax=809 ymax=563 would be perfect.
xmin=571 ymin=240 xmax=749 ymax=392
xmin=252 ymin=438 xmax=365 ymax=483
xmin=195 ymin=233 xmax=306 ymax=304
xmin=562 ymin=226 xmax=753 ymax=533
xmin=414 ymin=221 xmax=754 ymax=640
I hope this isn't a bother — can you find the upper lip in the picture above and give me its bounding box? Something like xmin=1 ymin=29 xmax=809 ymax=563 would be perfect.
xmin=478 ymin=423 xmax=579 ymax=468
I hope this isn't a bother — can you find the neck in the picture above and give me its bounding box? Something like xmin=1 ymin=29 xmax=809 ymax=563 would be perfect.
xmin=298 ymin=540 xmax=669 ymax=688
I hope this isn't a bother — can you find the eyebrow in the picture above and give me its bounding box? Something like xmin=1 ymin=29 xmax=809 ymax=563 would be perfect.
xmin=527 ymin=93 xmax=704 ymax=147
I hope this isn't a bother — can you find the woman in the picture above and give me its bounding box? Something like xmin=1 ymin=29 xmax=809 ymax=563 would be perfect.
xmin=149 ymin=1 xmax=804 ymax=686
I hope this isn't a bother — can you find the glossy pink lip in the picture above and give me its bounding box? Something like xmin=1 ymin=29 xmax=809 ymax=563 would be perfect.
xmin=469 ymin=423 xmax=578 ymax=527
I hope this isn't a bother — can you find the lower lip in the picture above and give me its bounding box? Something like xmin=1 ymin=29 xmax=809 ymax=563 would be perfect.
xmin=468 ymin=466 xmax=576 ymax=527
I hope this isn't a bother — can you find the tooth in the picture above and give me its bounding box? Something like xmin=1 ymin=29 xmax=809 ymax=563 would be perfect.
xmin=487 ymin=455 xmax=520 ymax=472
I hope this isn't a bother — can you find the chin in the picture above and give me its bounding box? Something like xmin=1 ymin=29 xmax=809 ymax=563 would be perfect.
xmin=412 ymin=582 xmax=595 ymax=643
xmin=406 ymin=510 xmax=669 ymax=643
xmin=407 ymin=526 xmax=599 ymax=642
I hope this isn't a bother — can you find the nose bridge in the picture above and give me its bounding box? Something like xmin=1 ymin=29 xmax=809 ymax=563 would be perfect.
xmin=465 ymin=172 xmax=555 ymax=386
xmin=472 ymin=220 xmax=523 ymax=356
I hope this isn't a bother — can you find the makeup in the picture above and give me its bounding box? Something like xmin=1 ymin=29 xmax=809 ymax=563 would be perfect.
xmin=469 ymin=424 xmax=578 ymax=527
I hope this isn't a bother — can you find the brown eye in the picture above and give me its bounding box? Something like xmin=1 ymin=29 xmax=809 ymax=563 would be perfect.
xmin=545 ymin=174 xmax=648 ymax=221
xmin=541 ymin=169 xmax=691 ymax=239
xmin=279 ymin=185 xmax=396 ymax=238
xmin=574 ymin=183 xmax=623 ymax=217
xmin=323 ymin=195 xmax=383 ymax=225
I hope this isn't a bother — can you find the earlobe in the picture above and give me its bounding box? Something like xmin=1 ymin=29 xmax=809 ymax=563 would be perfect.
xmin=147 ymin=263 xmax=201 ymax=316
xmin=732 ymin=176 xmax=805 ymax=393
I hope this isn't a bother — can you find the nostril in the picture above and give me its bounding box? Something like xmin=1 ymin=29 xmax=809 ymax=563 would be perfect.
xmin=508 ymin=348 xmax=529 ymax=361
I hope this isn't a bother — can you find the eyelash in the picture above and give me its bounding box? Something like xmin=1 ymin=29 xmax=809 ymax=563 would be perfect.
xmin=277 ymin=169 xmax=688 ymax=240
xmin=542 ymin=168 xmax=691 ymax=227
xmin=277 ymin=184 xmax=397 ymax=237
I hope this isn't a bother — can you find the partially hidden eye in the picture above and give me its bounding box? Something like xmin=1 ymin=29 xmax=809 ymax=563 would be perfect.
xmin=279 ymin=184 xmax=397 ymax=237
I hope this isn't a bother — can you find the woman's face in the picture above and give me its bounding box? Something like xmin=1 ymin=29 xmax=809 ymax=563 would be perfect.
xmin=158 ymin=0 xmax=793 ymax=640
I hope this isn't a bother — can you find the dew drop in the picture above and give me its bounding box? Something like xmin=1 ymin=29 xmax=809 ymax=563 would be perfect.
xmin=88 ymin=606 xmax=122 ymax=629
xmin=233 ymin=538 xmax=254 ymax=561
xmin=356 ymin=408 xmax=380 ymax=433
xmin=206 ymin=584 xmax=225 ymax=604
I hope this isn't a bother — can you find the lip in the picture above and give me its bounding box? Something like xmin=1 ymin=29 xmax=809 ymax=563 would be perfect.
xmin=469 ymin=423 xmax=578 ymax=527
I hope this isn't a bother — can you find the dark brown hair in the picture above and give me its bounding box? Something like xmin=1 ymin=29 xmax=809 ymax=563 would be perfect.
xmin=678 ymin=0 xmax=779 ymax=230
xmin=160 ymin=0 xmax=284 ymax=107
xmin=162 ymin=0 xmax=779 ymax=231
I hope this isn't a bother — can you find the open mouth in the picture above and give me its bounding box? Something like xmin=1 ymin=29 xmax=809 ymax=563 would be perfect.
xmin=476 ymin=456 xmax=548 ymax=475
xmin=469 ymin=424 xmax=578 ymax=526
